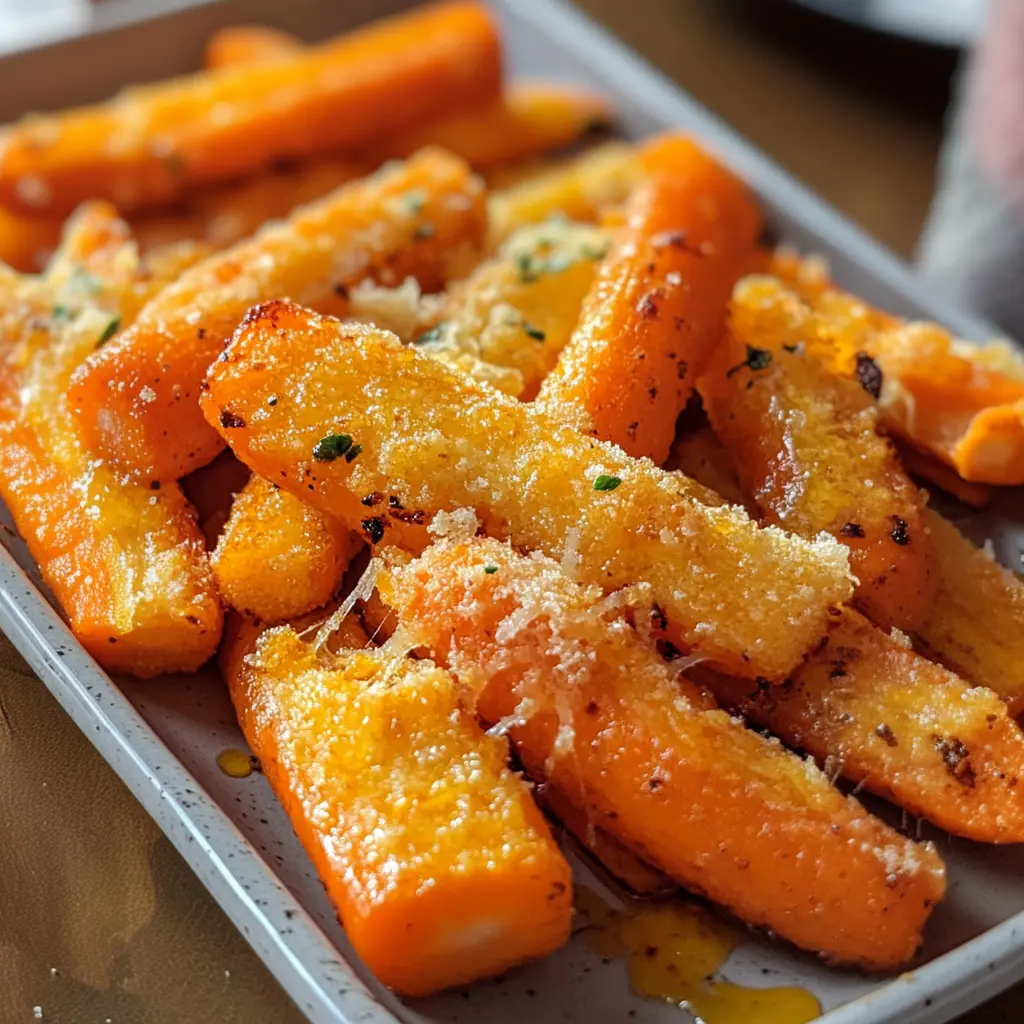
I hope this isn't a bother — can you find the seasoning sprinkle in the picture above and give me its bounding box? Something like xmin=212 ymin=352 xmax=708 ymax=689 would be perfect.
xmin=593 ymin=474 xmax=622 ymax=492
xmin=312 ymin=433 xmax=353 ymax=461
xmin=726 ymin=345 xmax=772 ymax=378
xmin=413 ymin=222 xmax=435 ymax=241
xmin=522 ymin=321 xmax=546 ymax=341
xmin=97 ymin=316 xmax=121 ymax=347
xmin=483 ymin=565 xmax=499 ymax=574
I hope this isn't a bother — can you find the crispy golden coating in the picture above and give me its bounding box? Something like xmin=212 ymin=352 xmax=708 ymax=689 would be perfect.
xmin=221 ymin=615 xmax=572 ymax=996
xmin=201 ymin=301 xmax=854 ymax=680
xmin=68 ymin=147 xmax=487 ymax=482
xmin=212 ymin=474 xmax=359 ymax=623
xmin=701 ymin=276 xmax=937 ymax=632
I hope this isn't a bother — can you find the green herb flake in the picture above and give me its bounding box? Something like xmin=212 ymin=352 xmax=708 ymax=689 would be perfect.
xmin=580 ymin=241 xmax=611 ymax=261
xmin=403 ymin=189 xmax=427 ymax=215
xmin=344 ymin=443 xmax=363 ymax=463
xmin=514 ymin=251 xmax=538 ymax=284
xmin=51 ymin=304 xmax=72 ymax=322
xmin=593 ymin=474 xmax=622 ymax=492
xmin=522 ymin=321 xmax=546 ymax=342
xmin=71 ymin=266 xmax=102 ymax=294
xmin=483 ymin=565 xmax=499 ymax=574
xmin=413 ymin=323 xmax=446 ymax=346
xmin=162 ymin=152 xmax=187 ymax=177
xmin=726 ymin=345 xmax=773 ymax=378
xmin=413 ymin=223 xmax=435 ymax=241
xmin=312 ymin=433 xmax=353 ymax=462
xmin=96 ymin=317 xmax=121 ymax=347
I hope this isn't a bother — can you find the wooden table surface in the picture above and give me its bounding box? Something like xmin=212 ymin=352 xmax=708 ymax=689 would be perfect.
xmin=1 ymin=2 xmax=1018 ymax=1023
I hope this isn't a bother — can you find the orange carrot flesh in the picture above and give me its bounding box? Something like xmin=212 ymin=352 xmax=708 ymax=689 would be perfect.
xmin=894 ymin=440 xmax=994 ymax=509
xmin=0 ymin=2 xmax=501 ymax=214
xmin=536 ymin=133 xmax=761 ymax=462
xmin=377 ymin=82 xmax=612 ymax=170
xmin=221 ymin=616 xmax=572 ymax=996
xmin=378 ymin=537 xmax=945 ymax=970
xmin=914 ymin=510 xmax=1024 ymax=717
xmin=212 ymin=474 xmax=359 ymax=623
xmin=201 ymin=302 xmax=853 ymax=680
xmin=68 ymin=148 xmax=486 ymax=482
xmin=203 ymin=24 xmax=302 ymax=69
xmin=699 ymin=276 xmax=937 ymax=632
xmin=0 ymin=205 xmax=63 ymax=273
xmin=702 ymin=608 xmax=1024 ymax=843
xmin=0 ymin=209 xmax=221 ymax=676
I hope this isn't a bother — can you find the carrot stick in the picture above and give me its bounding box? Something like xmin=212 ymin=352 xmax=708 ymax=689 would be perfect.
xmin=203 ymin=25 xmax=302 ymax=69
xmin=0 ymin=206 xmax=221 ymax=676
xmin=377 ymin=536 xmax=945 ymax=970
xmin=201 ymin=301 xmax=853 ymax=680
xmin=702 ymin=607 xmax=1024 ymax=843
xmin=914 ymin=510 xmax=1024 ymax=717
xmin=699 ymin=276 xmax=937 ymax=632
xmin=212 ymin=474 xmax=359 ymax=623
xmin=0 ymin=2 xmax=501 ymax=215
xmin=894 ymin=440 xmax=994 ymax=509
xmin=376 ymin=82 xmax=612 ymax=170
xmin=0 ymin=205 xmax=63 ymax=273
xmin=417 ymin=220 xmax=611 ymax=397
xmin=487 ymin=141 xmax=641 ymax=247
xmin=68 ymin=147 xmax=486 ymax=482
xmin=537 ymin=133 xmax=761 ymax=462
xmin=220 ymin=614 xmax=573 ymax=996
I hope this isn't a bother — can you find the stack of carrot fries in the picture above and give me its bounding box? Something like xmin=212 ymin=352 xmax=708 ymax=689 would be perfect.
xmin=2 ymin=0 xmax=1024 ymax=1000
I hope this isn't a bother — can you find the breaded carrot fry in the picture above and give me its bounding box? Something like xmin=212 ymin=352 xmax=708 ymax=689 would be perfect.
xmin=221 ymin=614 xmax=573 ymax=996
xmin=0 ymin=207 xmax=221 ymax=676
xmin=203 ymin=24 xmax=302 ymax=69
xmin=417 ymin=220 xmax=611 ymax=397
xmin=894 ymin=440 xmax=994 ymax=509
xmin=132 ymin=157 xmax=367 ymax=253
xmin=487 ymin=141 xmax=641 ymax=247
xmin=0 ymin=205 xmax=62 ymax=272
xmin=0 ymin=2 xmax=501 ymax=214
xmin=700 ymin=276 xmax=937 ymax=632
xmin=376 ymin=83 xmax=612 ymax=170
xmin=378 ymin=537 xmax=945 ymax=969
xmin=915 ymin=510 xmax=1024 ymax=717
xmin=537 ymin=134 xmax=761 ymax=462
xmin=212 ymin=475 xmax=359 ymax=623
xmin=702 ymin=608 xmax=1024 ymax=843
xmin=69 ymin=148 xmax=486 ymax=481
xmin=201 ymin=302 xmax=853 ymax=680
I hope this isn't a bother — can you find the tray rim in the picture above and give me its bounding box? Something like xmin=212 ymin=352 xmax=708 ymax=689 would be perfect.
xmin=0 ymin=1 xmax=1020 ymax=1023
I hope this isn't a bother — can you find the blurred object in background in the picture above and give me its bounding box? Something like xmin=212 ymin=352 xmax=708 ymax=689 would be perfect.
xmin=918 ymin=0 xmax=1024 ymax=343
xmin=787 ymin=0 xmax=985 ymax=48
xmin=0 ymin=0 xmax=95 ymax=55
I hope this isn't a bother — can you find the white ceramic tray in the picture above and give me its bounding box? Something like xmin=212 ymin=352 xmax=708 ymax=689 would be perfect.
xmin=2 ymin=2 xmax=1024 ymax=1022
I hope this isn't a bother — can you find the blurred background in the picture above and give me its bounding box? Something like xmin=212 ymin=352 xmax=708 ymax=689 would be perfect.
xmin=1 ymin=2 xmax=1021 ymax=1023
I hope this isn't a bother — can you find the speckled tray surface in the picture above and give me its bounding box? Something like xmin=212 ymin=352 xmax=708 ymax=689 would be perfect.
xmin=2 ymin=2 xmax=1024 ymax=1022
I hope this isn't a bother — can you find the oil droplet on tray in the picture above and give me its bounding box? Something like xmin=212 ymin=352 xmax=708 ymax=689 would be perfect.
xmin=575 ymin=888 xmax=820 ymax=1024
xmin=217 ymin=747 xmax=260 ymax=778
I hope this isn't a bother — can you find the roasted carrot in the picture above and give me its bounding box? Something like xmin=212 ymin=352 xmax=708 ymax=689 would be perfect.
xmin=537 ymin=134 xmax=761 ymax=462
xmin=664 ymin=424 xmax=751 ymax=511
xmin=0 ymin=205 xmax=63 ymax=273
xmin=0 ymin=2 xmax=501 ymax=214
xmin=221 ymin=614 xmax=573 ymax=996
xmin=212 ymin=474 xmax=359 ymax=623
xmin=487 ymin=141 xmax=641 ymax=247
xmin=203 ymin=24 xmax=302 ymax=69
xmin=68 ymin=147 xmax=486 ymax=481
xmin=699 ymin=276 xmax=937 ymax=632
xmin=201 ymin=301 xmax=853 ymax=680
xmin=702 ymin=608 xmax=1024 ymax=843
xmin=0 ymin=206 xmax=221 ymax=676
xmin=417 ymin=219 xmax=611 ymax=397
xmin=377 ymin=537 xmax=945 ymax=969
xmin=914 ymin=510 xmax=1024 ymax=717
xmin=376 ymin=83 xmax=612 ymax=170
